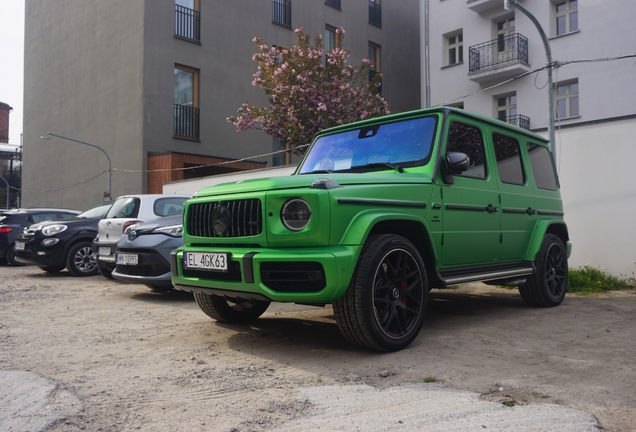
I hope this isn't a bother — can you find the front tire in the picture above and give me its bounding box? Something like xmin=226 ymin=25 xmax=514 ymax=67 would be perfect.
xmin=66 ymin=242 xmax=99 ymax=277
xmin=334 ymin=234 xmax=428 ymax=352
xmin=6 ymin=246 xmax=26 ymax=266
xmin=519 ymin=234 xmax=568 ymax=307
xmin=194 ymin=292 xmax=270 ymax=323
xmin=97 ymin=262 xmax=114 ymax=279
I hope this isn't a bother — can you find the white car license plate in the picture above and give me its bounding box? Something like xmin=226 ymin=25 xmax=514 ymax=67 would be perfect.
xmin=99 ymin=247 xmax=111 ymax=256
xmin=116 ymin=253 xmax=138 ymax=266
xmin=184 ymin=252 xmax=228 ymax=272
xmin=15 ymin=242 xmax=25 ymax=251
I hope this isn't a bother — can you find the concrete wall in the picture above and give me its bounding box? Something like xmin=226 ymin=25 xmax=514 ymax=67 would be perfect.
xmin=22 ymin=0 xmax=145 ymax=210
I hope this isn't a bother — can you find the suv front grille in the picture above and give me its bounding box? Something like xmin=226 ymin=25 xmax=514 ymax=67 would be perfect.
xmin=187 ymin=200 xmax=262 ymax=238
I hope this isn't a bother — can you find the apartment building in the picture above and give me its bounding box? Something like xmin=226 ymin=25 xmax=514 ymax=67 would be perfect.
xmin=22 ymin=0 xmax=420 ymax=210
xmin=421 ymin=0 xmax=636 ymax=274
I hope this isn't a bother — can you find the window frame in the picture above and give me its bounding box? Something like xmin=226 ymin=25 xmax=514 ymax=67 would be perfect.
xmin=174 ymin=64 xmax=200 ymax=140
xmin=492 ymin=133 xmax=525 ymax=186
xmin=445 ymin=31 xmax=464 ymax=67
xmin=174 ymin=0 xmax=201 ymax=42
xmin=555 ymin=79 xmax=579 ymax=119
xmin=554 ymin=0 xmax=578 ymax=36
xmin=445 ymin=121 xmax=488 ymax=180
xmin=495 ymin=93 xmax=517 ymax=123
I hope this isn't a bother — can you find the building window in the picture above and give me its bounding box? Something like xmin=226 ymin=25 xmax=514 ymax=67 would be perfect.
xmin=446 ymin=31 xmax=463 ymax=66
xmin=273 ymin=0 xmax=292 ymax=28
xmin=369 ymin=0 xmax=382 ymax=28
xmin=174 ymin=0 xmax=200 ymax=42
xmin=555 ymin=80 xmax=579 ymax=119
xmin=174 ymin=65 xmax=199 ymax=140
xmin=496 ymin=16 xmax=515 ymax=53
xmin=496 ymin=94 xmax=517 ymax=122
xmin=325 ymin=0 xmax=341 ymax=10
xmin=368 ymin=42 xmax=382 ymax=92
xmin=555 ymin=0 xmax=578 ymax=36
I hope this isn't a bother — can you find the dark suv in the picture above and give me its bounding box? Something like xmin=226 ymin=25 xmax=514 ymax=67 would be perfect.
xmin=14 ymin=202 xmax=112 ymax=275
xmin=1 ymin=208 xmax=81 ymax=266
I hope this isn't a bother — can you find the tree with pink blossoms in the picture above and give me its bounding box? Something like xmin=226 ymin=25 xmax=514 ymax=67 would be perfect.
xmin=227 ymin=27 xmax=390 ymax=152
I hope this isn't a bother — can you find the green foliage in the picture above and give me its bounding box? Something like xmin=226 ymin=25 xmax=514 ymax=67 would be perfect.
xmin=423 ymin=377 xmax=438 ymax=383
xmin=567 ymin=266 xmax=635 ymax=293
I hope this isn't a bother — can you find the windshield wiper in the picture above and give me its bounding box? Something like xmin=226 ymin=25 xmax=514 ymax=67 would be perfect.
xmin=351 ymin=162 xmax=404 ymax=173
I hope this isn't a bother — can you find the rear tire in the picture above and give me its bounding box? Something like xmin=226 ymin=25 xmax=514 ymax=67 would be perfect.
xmin=97 ymin=263 xmax=114 ymax=279
xmin=334 ymin=234 xmax=428 ymax=352
xmin=66 ymin=242 xmax=99 ymax=277
xmin=194 ymin=292 xmax=270 ymax=323
xmin=518 ymin=234 xmax=568 ymax=307
xmin=38 ymin=265 xmax=65 ymax=273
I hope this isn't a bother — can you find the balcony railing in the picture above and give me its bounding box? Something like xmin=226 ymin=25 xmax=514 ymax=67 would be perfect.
xmin=369 ymin=1 xmax=382 ymax=28
xmin=273 ymin=0 xmax=292 ymax=28
xmin=175 ymin=5 xmax=200 ymax=42
xmin=507 ymin=114 xmax=530 ymax=130
xmin=174 ymin=104 xmax=200 ymax=140
xmin=325 ymin=0 xmax=341 ymax=10
xmin=469 ymin=33 xmax=529 ymax=74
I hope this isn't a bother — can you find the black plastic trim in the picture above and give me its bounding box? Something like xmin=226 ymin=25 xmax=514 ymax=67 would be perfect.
xmin=537 ymin=210 xmax=564 ymax=216
xmin=438 ymin=262 xmax=535 ymax=286
xmin=338 ymin=198 xmax=427 ymax=208
xmin=173 ymin=285 xmax=272 ymax=302
xmin=242 ymin=252 xmax=257 ymax=283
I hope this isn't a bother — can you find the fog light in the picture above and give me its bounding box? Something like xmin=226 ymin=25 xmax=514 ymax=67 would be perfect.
xmin=41 ymin=238 xmax=59 ymax=246
xmin=37 ymin=251 xmax=47 ymax=256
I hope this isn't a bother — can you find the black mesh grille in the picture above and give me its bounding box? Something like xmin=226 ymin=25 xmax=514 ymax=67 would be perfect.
xmin=182 ymin=260 xmax=242 ymax=282
xmin=187 ymin=199 xmax=262 ymax=238
xmin=261 ymin=262 xmax=326 ymax=292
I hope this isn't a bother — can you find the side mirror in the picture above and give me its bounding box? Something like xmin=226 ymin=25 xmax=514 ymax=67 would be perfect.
xmin=442 ymin=152 xmax=470 ymax=184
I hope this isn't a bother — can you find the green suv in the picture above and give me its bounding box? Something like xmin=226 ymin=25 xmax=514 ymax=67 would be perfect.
xmin=171 ymin=107 xmax=570 ymax=351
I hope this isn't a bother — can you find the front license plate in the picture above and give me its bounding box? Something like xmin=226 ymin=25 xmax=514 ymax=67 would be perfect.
xmin=99 ymin=247 xmax=111 ymax=256
xmin=116 ymin=253 xmax=138 ymax=266
xmin=184 ymin=252 xmax=229 ymax=272
xmin=14 ymin=242 xmax=25 ymax=251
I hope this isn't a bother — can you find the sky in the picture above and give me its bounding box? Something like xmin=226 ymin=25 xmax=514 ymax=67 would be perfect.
xmin=0 ymin=1 xmax=25 ymax=148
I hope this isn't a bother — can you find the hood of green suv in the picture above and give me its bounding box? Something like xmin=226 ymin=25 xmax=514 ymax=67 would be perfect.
xmin=194 ymin=172 xmax=433 ymax=197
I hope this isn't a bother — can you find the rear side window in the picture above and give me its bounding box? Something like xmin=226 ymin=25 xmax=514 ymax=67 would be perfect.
xmin=106 ymin=197 xmax=141 ymax=218
xmin=31 ymin=213 xmax=59 ymax=223
xmin=154 ymin=197 xmax=188 ymax=217
xmin=527 ymin=143 xmax=557 ymax=190
xmin=493 ymin=133 xmax=524 ymax=185
xmin=447 ymin=122 xmax=487 ymax=179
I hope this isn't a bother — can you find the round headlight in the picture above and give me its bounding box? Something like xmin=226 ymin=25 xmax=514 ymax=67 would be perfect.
xmin=281 ymin=199 xmax=312 ymax=231
xmin=41 ymin=224 xmax=68 ymax=236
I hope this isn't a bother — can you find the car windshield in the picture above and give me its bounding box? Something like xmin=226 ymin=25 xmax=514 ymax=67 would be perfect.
xmin=78 ymin=202 xmax=113 ymax=219
xmin=299 ymin=116 xmax=437 ymax=174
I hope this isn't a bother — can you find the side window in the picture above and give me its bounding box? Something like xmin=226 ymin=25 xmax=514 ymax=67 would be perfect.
xmin=154 ymin=197 xmax=188 ymax=217
xmin=31 ymin=213 xmax=58 ymax=223
xmin=527 ymin=143 xmax=557 ymax=190
xmin=493 ymin=133 xmax=524 ymax=185
xmin=447 ymin=122 xmax=487 ymax=179
xmin=58 ymin=212 xmax=77 ymax=220
xmin=106 ymin=197 xmax=141 ymax=219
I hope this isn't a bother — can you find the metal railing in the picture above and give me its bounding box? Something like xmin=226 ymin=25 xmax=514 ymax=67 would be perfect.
xmin=369 ymin=1 xmax=382 ymax=27
xmin=174 ymin=104 xmax=200 ymax=140
xmin=469 ymin=33 xmax=529 ymax=74
xmin=325 ymin=0 xmax=341 ymax=9
xmin=175 ymin=4 xmax=200 ymax=42
xmin=273 ymin=0 xmax=292 ymax=28
xmin=507 ymin=114 xmax=531 ymax=130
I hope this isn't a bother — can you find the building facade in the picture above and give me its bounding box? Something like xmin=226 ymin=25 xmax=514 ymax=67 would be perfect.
xmin=421 ymin=0 xmax=636 ymax=275
xmin=23 ymin=0 xmax=420 ymax=210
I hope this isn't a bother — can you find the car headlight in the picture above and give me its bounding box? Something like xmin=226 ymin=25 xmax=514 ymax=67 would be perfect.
xmin=281 ymin=199 xmax=312 ymax=231
xmin=124 ymin=223 xmax=141 ymax=234
xmin=154 ymin=224 xmax=183 ymax=237
xmin=41 ymin=224 xmax=68 ymax=236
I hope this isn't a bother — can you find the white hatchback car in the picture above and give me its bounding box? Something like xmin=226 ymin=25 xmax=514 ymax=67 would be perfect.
xmin=93 ymin=194 xmax=190 ymax=279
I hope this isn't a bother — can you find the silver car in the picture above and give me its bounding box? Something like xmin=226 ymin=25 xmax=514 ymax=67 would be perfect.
xmin=111 ymin=214 xmax=183 ymax=292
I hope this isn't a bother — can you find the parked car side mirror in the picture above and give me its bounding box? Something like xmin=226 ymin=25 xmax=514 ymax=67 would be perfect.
xmin=442 ymin=152 xmax=470 ymax=184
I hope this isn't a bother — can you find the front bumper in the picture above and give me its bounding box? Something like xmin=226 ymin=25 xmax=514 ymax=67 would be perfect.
xmin=93 ymin=241 xmax=118 ymax=269
xmin=13 ymin=240 xmax=66 ymax=267
xmin=112 ymin=236 xmax=179 ymax=288
xmin=171 ymin=245 xmax=361 ymax=303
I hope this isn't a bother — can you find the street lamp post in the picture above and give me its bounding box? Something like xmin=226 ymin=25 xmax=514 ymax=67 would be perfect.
xmin=505 ymin=0 xmax=557 ymax=163
xmin=40 ymin=132 xmax=112 ymax=201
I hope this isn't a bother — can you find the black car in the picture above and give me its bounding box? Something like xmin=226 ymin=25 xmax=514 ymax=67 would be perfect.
xmin=13 ymin=202 xmax=112 ymax=275
xmin=1 ymin=208 xmax=82 ymax=266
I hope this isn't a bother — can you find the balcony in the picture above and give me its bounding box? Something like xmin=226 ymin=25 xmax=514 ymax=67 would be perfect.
xmin=272 ymin=0 xmax=292 ymax=28
xmin=174 ymin=104 xmax=200 ymax=140
xmin=468 ymin=33 xmax=530 ymax=84
xmin=325 ymin=0 xmax=341 ymax=10
xmin=506 ymin=114 xmax=530 ymax=130
xmin=467 ymin=0 xmax=504 ymax=14
xmin=369 ymin=1 xmax=382 ymax=28
xmin=174 ymin=4 xmax=200 ymax=42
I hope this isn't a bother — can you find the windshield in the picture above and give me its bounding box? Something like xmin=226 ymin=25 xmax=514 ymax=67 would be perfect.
xmin=78 ymin=202 xmax=112 ymax=219
xmin=299 ymin=116 xmax=437 ymax=174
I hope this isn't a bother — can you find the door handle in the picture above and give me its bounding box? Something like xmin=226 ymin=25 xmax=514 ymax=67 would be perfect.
xmin=526 ymin=208 xmax=536 ymax=215
xmin=486 ymin=204 xmax=498 ymax=214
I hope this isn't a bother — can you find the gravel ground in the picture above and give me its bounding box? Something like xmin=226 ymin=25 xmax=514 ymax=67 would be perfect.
xmin=0 ymin=265 xmax=635 ymax=431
